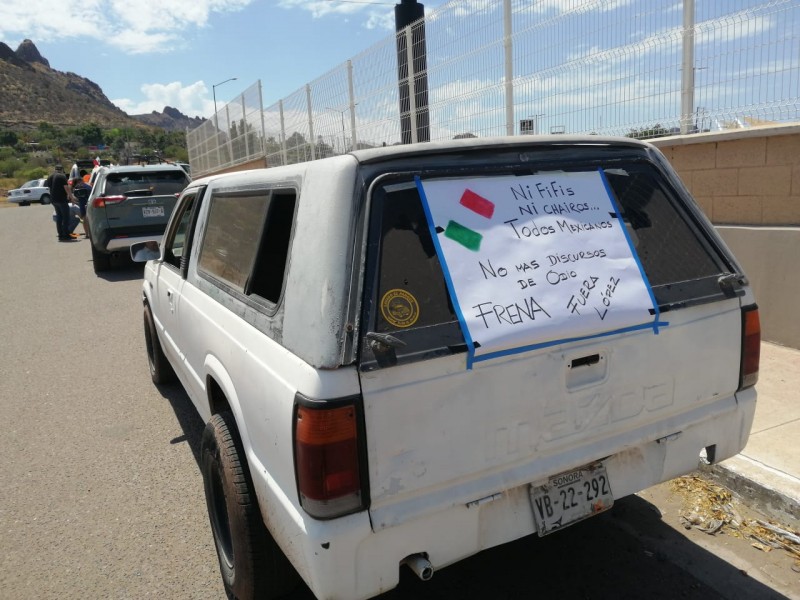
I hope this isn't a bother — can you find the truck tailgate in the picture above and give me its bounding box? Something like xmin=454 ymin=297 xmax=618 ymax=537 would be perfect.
xmin=360 ymin=298 xmax=742 ymax=530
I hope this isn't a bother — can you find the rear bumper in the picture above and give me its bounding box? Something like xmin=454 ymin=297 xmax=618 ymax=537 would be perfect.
xmin=90 ymin=227 xmax=165 ymax=253
xmin=254 ymin=388 xmax=756 ymax=600
xmin=105 ymin=234 xmax=164 ymax=251
xmin=9 ymin=194 xmax=47 ymax=204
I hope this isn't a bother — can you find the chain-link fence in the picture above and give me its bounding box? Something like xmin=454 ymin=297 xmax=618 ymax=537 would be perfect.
xmin=188 ymin=0 xmax=800 ymax=177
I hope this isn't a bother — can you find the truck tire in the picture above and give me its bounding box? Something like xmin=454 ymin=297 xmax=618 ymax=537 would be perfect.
xmin=91 ymin=243 xmax=112 ymax=273
xmin=201 ymin=412 xmax=299 ymax=600
xmin=143 ymin=305 xmax=175 ymax=385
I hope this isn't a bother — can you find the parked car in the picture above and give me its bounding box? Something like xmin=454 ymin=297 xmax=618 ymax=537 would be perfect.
xmin=132 ymin=136 xmax=759 ymax=600
xmin=86 ymin=164 xmax=190 ymax=273
xmin=8 ymin=178 xmax=50 ymax=205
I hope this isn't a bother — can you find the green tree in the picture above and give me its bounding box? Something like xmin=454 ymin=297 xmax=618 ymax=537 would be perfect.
xmin=0 ymin=130 xmax=18 ymax=146
xmin=0 ymin=156 xmax=23 ymax=178
xmin=626 ymin=124 xmax=670 ymax=140
xmin=77 ymin=122 xmax=104 ymax=146
xmin=164 ymin=145 xmax=188 ymax=162
xmin=60 ymin=134 xmax=83 ymax=152
xmin=37 ymin=121 xmax=59 ymax=137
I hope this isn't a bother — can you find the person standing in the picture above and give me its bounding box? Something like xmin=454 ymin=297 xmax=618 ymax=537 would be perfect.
xmin=71 ymin=176 xmax=92 ymax=237
xmin=45 ymin=164 xmax=77 ymax=241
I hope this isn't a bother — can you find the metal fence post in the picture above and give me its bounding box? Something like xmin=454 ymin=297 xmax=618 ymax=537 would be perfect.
xmin=226 ymin=105 xmax=234 ymax=166
xmin=242 ymin=94 xmax=250 ymax=159
xmin=214 ymin=112 xmax=222 ymax=172
xmin=279 ymin=100 xmax=287 ymax=166
xmin=347 ymin=60 xmax=357 ymax=151
xmin=504 ymin=0 xmax=514 ymax=136
xmin=680 ymin=0 xmax=696 ymax=134
xmin=258 ymin=80 xmax=267 ymax=162
xmin=306 ymin=84 xmax=316 ymax=160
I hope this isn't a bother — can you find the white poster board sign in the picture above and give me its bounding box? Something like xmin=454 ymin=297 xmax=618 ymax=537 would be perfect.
xmin=415 ymin=170 xmax=662 ymax=367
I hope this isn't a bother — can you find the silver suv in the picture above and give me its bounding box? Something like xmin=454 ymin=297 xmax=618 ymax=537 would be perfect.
xmin=86 ymin=164 xmax=190 ymax=273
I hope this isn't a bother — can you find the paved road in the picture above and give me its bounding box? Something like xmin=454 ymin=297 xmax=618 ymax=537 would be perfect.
xmin=0 ymin=205 xmax=223 ymax=598
xmin=1 ymin=204 xmax=796 ymax=600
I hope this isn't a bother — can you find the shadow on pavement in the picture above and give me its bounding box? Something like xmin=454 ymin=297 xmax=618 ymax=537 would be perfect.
xmin=155 ymin=380 xmax=205 ymax=465
xmin=91 ymin=254 xmax=146 ymax=282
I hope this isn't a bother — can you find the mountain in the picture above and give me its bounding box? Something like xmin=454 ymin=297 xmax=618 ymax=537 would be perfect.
xmin=0 ymin=39 xmax=201 ymax=132
xmin=131 ymin=106 xmax=205 ymax=131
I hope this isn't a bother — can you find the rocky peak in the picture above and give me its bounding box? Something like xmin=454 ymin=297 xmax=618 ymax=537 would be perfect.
xmin=0 ymin=41 xmax=33 ymax=70
xmin=163 ymin=106 xmax=184 ymax=119
xmin=15 ymin=39 xmax=49 ymax=67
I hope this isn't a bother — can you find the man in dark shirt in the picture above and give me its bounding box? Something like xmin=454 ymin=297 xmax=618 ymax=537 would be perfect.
xmin=45 ymin=164 xmax=76 ymax=241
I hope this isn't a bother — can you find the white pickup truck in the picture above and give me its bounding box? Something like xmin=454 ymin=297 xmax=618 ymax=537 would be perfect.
xmin=133 ymin=136 xmax=760 ymax=600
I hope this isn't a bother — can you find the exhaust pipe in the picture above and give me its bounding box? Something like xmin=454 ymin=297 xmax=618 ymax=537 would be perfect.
xmin=402 ymin=554 xmax=434 ymax=581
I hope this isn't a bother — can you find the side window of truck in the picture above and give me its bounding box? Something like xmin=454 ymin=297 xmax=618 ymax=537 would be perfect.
xmin=163 ymin=191 xmax=200 ymax=271
xmin=197 ymin=188 xmax=297 ymax=306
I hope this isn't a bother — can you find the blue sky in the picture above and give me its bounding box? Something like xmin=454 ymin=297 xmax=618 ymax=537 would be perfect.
xmin=0 ymin=0 xmax=795 ymax=136
xmin=0 ymin=0 xmax=445 ymax=118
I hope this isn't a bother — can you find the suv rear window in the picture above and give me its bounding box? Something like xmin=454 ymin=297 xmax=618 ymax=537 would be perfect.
xmin=105 ymin=170 xmax=189 ymax=196
xmin=361 ymin=161 xmax=731 ymax=369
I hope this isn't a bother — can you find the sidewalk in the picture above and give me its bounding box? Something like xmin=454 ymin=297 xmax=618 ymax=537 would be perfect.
xmin=701 ymin=341 xmax=800 ymax=525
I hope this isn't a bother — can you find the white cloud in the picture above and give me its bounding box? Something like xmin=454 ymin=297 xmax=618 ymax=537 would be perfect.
xmin=277 ymin=0 xmax=365 ymax=19
xmin=365 ymin=10 xmax=396 ymax=31
xmin=0 ymin=0 xmax=252 ymax=54
xmin=112 ymin=80 xmax=212 ymax=118
xmin=277 ymin=0 xmax=398 ymax=31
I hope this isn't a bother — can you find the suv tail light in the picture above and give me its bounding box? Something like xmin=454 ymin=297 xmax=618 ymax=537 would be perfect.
xmin=293 ymin=394 xmax=366 ymax=519
xmin=739 ymin=305 xmax=760 ymax=390
xmin=92 ymin=195 xmax=125 ymax=208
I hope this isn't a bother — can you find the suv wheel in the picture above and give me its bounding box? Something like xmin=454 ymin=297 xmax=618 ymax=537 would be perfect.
xmin=143 ymin=305 xmax=175 ymax=385
xmin=40 ymin=194 xmax=50 ymax=205
xmin=201 ymin=412 xmax=299 ymax=600
xmin=91 ymin=244 xmax=112 ymax=273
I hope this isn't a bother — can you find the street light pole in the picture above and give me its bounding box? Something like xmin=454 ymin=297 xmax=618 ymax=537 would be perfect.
xmin=530 ymin=113 xmax=545 ymax=135
xmin=212 ymin=77 xmax=238 ymax=128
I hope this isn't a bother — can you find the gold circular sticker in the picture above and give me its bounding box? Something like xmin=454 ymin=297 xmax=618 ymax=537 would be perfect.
xmin=380 ymin=289 xmax=420 ymax=328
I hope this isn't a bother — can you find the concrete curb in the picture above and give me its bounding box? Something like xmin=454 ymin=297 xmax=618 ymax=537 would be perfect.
xmin=700 ymin=456 xmax=800 ymax=526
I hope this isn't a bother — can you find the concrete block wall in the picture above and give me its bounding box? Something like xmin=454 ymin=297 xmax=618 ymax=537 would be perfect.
xmin=651 ymin=126 xmax=800 ymax=349
xmin=651 ymin=125 xmax=800 ymax=225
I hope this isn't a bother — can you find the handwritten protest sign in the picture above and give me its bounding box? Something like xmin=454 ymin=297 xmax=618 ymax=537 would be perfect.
xmin=415 ymin=170 xmax=661 ymax=367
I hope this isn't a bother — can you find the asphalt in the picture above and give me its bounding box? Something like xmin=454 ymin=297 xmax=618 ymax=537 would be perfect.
xmin=700 ymin=341 xmax=800 ymax=526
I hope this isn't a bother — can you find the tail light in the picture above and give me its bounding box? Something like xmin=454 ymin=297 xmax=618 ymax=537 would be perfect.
xmin=739 ymin=305 xmax=760 ymax=390
xmin=92 ymin=195 xmax=125 ymax=208
xmin=293 ymin=394 xmax=366 ymax=519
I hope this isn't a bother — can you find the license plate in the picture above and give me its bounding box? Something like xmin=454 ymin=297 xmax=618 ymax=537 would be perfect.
xmin=530 ymin=463 xmax=614 ymax=536
xmin=142 ymin=206 xmax=165 ymax=218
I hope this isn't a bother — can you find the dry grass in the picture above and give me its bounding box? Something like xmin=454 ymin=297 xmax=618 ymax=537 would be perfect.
xmin=0 ymin=177 xmax=18 ymax=207
xmin=671 ymin=475 xmax=800 ymax=569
